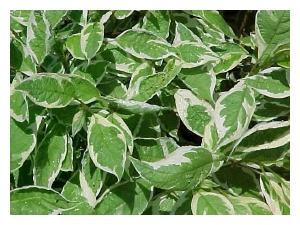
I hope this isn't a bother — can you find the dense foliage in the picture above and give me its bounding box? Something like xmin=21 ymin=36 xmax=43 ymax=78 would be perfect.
xmin=10 ymin=10 xmax=290 ymax=215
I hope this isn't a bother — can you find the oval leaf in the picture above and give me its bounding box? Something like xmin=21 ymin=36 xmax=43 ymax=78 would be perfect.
xmin=87 ymin=114 xmax=126 ymax=180
xmin=130 ymin=146 xmax=224 ymax=191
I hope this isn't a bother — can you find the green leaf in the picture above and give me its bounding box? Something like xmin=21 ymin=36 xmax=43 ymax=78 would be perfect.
xmin=114 ymin=10 xmax=134 ymax=19
xmin=99 ymin=42 xmax=143 ymax=74
xmin=10 ymin=74 xmax=29 ymax=122
xmin=34 ymin=123 xmax=68 ymax=187
xmin=15 ymin=73 xmax=75 ymax=108
xmin=98 ymin=76 xmax=127 ymax=99
xmin=66 ymin=33 xmax=85 ymax=60
xmin=69 ymin=74 xmax=100 ymax=103
xmin=72 ymin=109 xmax=86 ymax=137
xmin=94 ymin=178 xmax=152 ymax=215
xmin=175 ymin=89 xmax=214 ymax=137
xmin=173 ymin=21 xmax=202 ymax=45
xmin=10 ymin=117 xmax=36 ymax=173
xmin=244 ymin=67 xmax=290 ymax=98
xmin=186 ymin=10 xmax=237 ymax=39
xmin=128 ymin=59 xmax=182 ymax=102
xmin=134 ymin=137 xmax=179 ymax=162
xmin=81 ymin=151 xmax=105 ymax=196
xmin=10 ymin=186 xmax=78 ymax=215
xmin=213 ymin=43 xmax=249 ymax=74
xmin=10 ymin=10 xmax=31 ymax=26
xmin=260 ymin=172 xmax=290 ymax=215
xmin=10 ymin=40 xmax=37 ymax=75
xmin=151 ymin=192 xmax=179 ymax=215
xmin=133 ymin=114 xmax=161 ymax=138
xmin=44 ymin=10 xmax=68 ymax=29
xmin=231 ymin=121 xmax=290 ymax=161
xmin=214 ymin=81 xmax=256 ymax=148
xmin=74 ymin=60 xmax=109 ymax=84
xmin=255 ymin=10 xmax=290 ymax=67
xmin=178 ymin=66 xmax=216 ymax=103
xmin=26 ymin=11 xmax=51 ymax=65
xmin=170 ymin=191 xmax=193 ymax=215
xmin=212 ymin=164 xmax=261 ymax=199
xmin=81 ymin=22 xmax=104 ymax=61
xmin=107 ymin=113 xmax=133 ymax=154
xmin=130 ymin=146 xmax=224 ymax=191
xmin=61 ymin=135 xmax=74 ymax=172
xmin=142 ymin=10 xmax=170 ymax=39
xmin=115 ymin=28 xmax=177 ymax=60
xmin=191 ymin=191 xmax=234 ymax=215
xmin=87 ymin=114 xmax=126 ymax=180
xmin=175 ymin=41 xmax=219 ymax=68
xmin=105 ymin=96 xmax=168 ymax=114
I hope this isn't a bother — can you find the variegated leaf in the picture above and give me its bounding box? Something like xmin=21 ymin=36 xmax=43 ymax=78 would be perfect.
xmin=130 ymin=146 xmax=224 ymax=191
xmin=214 ymin=82 xmax=256 ymax=148
xmin=175 ymin=89 xmax=214 ymax=137
xmin=87 ymin=114 xmax=126 ymax=180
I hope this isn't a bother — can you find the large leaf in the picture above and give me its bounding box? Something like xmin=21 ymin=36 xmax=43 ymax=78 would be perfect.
xmin=34 ymin=124 xmax=68 ymax=188
xmin=10 ymin=117 xmax=36 ymax=173
xmin=130 ymin=146 xmax=224 ymax=191
xmin=10 ymin=186 xmax=78 ymax=215
xmin=255 ymin=10 xmax=290 ymax=67
xmin=244 ymin=67 xmax=290 ymax=98
xmin=94 ymin=178 xmax=152 ymax=215
xmin=15 ymin=73 xmax=75 ymax=108
xmin=114 ymin=28 xmax=177 ymax=60
xmin=214 ymin=82 xmax=256 ymax=148
xmin=26 ymin=11 xmax=51 ymax=65
xmin=87 ymin=113 xmax=126 ymax=180
xmin=175 ymin=89 xmax=214 ymax=137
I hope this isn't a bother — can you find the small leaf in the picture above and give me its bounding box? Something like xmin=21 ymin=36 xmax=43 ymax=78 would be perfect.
xmin=173 ymin=21 xmax=202 ymax=45
xmin=72 ymin=109 xmax=86 ymax=137
xmin=61 ymin=135 xmax=74 ymax=172
xmin=87 ymin=114 xmax=126 ymax=180
xmin=130 ymin=146 xmax=224 ymax=191
xmin=10 ymin=186 xmax=78 ymax=215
